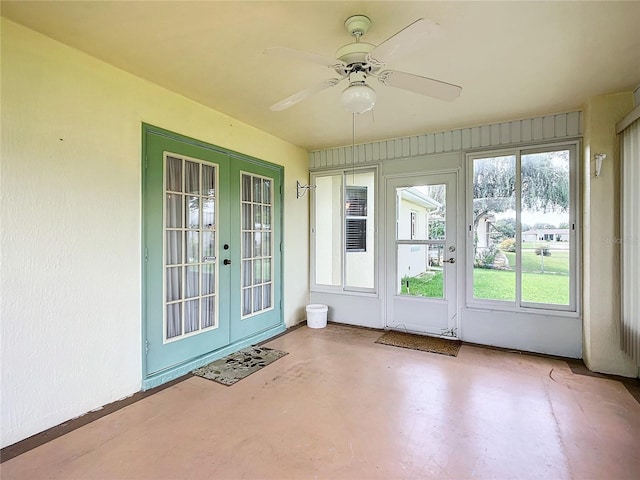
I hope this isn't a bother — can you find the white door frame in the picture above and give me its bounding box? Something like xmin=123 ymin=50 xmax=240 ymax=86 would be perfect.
xmin=384 ymin=172 xmax=460 ymax=337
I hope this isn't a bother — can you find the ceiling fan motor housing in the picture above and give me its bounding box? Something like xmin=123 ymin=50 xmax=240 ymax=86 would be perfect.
xmin=344 ymin=15 xmax=371 ymax=37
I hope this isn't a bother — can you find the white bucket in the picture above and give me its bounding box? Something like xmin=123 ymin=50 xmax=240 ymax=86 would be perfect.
xmin=306 ymin=304 xmax=328 ymax=329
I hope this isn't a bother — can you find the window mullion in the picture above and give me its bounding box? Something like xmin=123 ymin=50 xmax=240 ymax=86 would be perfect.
xmin=515 ymin=150 xmax=522 ymax=307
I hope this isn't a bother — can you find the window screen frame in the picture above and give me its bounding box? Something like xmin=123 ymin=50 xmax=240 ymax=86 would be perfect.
xmin=310 ymin=167 xmax=378 ymax=295
xmin=465 ymin=141 xmax=580 ymax=314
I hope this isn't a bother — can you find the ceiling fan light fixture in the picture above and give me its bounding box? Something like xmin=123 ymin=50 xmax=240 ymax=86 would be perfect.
xmin=341 ymin=83 xmax=376 ymax=114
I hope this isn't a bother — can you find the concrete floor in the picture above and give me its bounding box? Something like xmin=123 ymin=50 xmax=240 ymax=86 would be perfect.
xmin=2 ymin=324 xmax=639 ymax=479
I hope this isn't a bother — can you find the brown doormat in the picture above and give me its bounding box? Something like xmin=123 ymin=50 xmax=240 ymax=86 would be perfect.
xmin=376 ymin=331 xmax=462 ymax=357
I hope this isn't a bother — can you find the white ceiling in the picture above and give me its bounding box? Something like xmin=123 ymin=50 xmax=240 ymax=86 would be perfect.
xmin=2 ymin=1 xmax=639 ymax=151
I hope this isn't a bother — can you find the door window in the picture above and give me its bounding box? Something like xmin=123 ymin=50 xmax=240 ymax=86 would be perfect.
xmin=164 ymin=154 xmax=218 ymax=341
xmin=241 ymin=173 xmax=274 ymax=317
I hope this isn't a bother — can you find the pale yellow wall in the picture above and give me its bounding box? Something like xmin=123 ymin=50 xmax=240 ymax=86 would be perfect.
xmin=582 ymin=92 xmax=638 ymax=377
xmin=0 ymin=18 xmax=309 ymax=447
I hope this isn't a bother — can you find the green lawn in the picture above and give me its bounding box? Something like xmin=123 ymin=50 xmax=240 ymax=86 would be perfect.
xmin=504 ymin=248 xmax=569 ymax=274
xmin=473 ymin=268 xmax=569 ymax=305
xmin=400 ymin=244 xmax=570 ymax=305
xmin=401 ymin=271 xmax=443 ymax=298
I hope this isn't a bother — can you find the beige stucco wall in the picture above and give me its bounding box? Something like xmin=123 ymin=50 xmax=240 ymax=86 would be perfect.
xmin=582 ymin=92 xmax=638 ymax=377
xmin=0 ymin=18 xmax=309 ymax=447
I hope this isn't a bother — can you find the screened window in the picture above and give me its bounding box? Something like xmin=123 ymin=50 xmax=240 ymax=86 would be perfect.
xmin=312 ymin=169 xmax=376 ymax=292
xmin=468 ymin=144 xmax=577 ymax=311
xmin=346 ymin=186 xmax=368 ymax=252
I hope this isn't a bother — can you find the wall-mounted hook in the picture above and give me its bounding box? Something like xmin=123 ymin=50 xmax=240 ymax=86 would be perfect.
xmin=296 ymin=180 xmax=316 ymax=198
xmin=594 ymin=153 xmax=607 ymax=177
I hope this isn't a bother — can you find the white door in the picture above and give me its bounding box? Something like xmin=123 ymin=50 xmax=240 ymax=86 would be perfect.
xmin=385 ymin=173 xmax=458 ymax=336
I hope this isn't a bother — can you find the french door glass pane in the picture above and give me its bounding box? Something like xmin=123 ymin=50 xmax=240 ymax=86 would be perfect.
xmin=166 ymin=157 xmax=182 ymax=191
xmin=472 ymin=155 xmax=516 ymax=302
xmin=166 ymin=303 xmax=181 ymax=338
xmin=184 ymin=300 xmax=199 ymax=333
xmin=166 ymin=194 xmax=182 ymax=228
xmin=201 ymin=296 xmax=215 ymax=328
xmin=186 ymin=231 xmax=199 ymax=263
xmin=240 ymin=172 xmax=274 ymax=317
xmin=185 ymin=266 xmax=199 ymax=298
xmin=202 ymin=265 xmax=215 ymax=294
xmin=163 ymin=154 xmax=217 ymax=341
xmin=185 ymin=161 xmax=199 ymax=194
xmin=166 ymin=231 xmax=182 ymax=265
xmin=186 ymin=196 xmax=199 ymax=228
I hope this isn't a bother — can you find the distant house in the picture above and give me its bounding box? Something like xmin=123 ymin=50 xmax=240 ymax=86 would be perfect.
xmin=522 ymin=228 xmax=569 ymax=242
xmin=397 ymin=188 xmax=442 ymax=280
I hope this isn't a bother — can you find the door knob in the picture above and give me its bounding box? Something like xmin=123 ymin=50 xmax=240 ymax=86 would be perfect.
xmin=223 ymin=259 xmax=232 ymax=265
xmin=443 ymin=257 xmax=456 ymax=264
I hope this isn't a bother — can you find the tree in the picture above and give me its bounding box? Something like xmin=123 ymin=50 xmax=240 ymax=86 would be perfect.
xmin=473 ymin=152 xmax=569 ymax=230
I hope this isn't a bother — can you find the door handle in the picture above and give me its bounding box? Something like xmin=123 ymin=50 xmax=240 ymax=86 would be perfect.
xmin=443 ymin=257 xmax=456 ymax=264
xmin=223 ymin=259 xmax=232 ymax=265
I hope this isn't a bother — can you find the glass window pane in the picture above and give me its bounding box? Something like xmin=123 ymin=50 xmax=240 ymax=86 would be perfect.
xmin=185 ymin=161 xmax=199 ymax=195
xmin=166 ymin=156 xmax=182 ymax=192
xmin=202 ymin=197 xmax=215 ymax=229
xmin=263 ymin=179 xmax=272 ymax=205
xmin=397 ymin=244 xmax=445 ymax=298
xmin=253 ymin=232 xmax=262 ymax=257
xmin=166 ymin=194 xmax=182 ymax=228
xmin=345 ymin=171 xmax=375 ymax=289
xmin=262 ymin=258 xmax=271 ymax=282
xmin=253 ymin=203 xmax=262 ymax=229
xmin=242 ymin=174 xmax=252 ymax=202
xmin=184 ymin=299 xmax=199 ymax=333
xmin=166 ymin=267 xmax=182 ymax=302
xmin=185 ymin=231 xmax=198 ymax=263
xmin=254 ymin=259 xmax=263 ymax=285
xmin=242 ymin=232 xmax=252 ymax=259
xmin=202 ymin=165 xmax=216 ymax=197
xmin=262 ymin=232 xmax=271 ymax=257
xmin=202 ymin=231 xmax=215 ymax=259
xmin=263 ymin=206 xmax=271 ymax=230
xmin=185 ymin=265 xmax=199 ymax=298
xmin=521 ymin=150 xmax=571 ymax=305
xmin=242 ymin=288 xmax=252 ymax=316
xmin=253 ymin=177 xmax=262 ymax=203
xmin=186 ymin=196 xmax=199 ymax=229
xmin=201 ymin=296 xmax=215 ymax=328
xmin=242 ymin=203 xmax=252 ymax=230
xmin=472 ymin=155 xmax=516 ymax=302
xmin=166 ymin=303 xmax=181 ymax=338
xmin=202 ymin=264 xmax=215 ymax=295
xmin=253 ymin=286 xmax=263 ymax=312
xmin=396 ymin=185 xmax=445 ymax=241
xmin=314 ymin=174 xmax=343 ymax=286
xmin=263 ymin=284 xmax=272 ymax=309
xmin=242 ymin=260 xmax=252 ymax=288
xmin=166 ymin=231 xmax=182 ymax=265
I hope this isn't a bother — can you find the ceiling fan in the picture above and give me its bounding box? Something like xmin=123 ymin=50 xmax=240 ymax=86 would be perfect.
xmin=265 ymin=15 xmax=462 ymax=114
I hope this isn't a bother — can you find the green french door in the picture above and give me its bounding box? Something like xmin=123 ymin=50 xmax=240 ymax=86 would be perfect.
xmin=142 ymin=125 xmax=283 ymax=386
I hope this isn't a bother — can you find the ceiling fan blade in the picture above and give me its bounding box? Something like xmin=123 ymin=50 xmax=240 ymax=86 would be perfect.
xmin=367 ymin=18 xmax=440 ymax=67
xmin=377 ymin=70 xmax=462 ymax=101
xmin=264 ymin=46 xmax=345 ymax=69
xmin=270 ymin=78 xmax=342 ymax=111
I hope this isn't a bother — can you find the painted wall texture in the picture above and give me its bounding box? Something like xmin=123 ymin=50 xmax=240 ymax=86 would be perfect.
xmin=0 ymin=19 xmax=309 ymax=448
xmin=582 ymin=92 xmax=638 ymax=377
